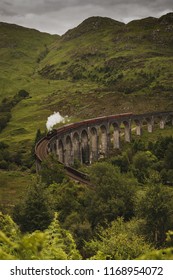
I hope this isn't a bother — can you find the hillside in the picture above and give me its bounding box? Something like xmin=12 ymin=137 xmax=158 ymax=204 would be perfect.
xmin=0 ymin=22 xmax=59 ymax=99
xmin=39 ymin=13 xmax=173 ymax=97
xmin=0 ymin=22 xmax=59 ymax=149
xmin=37 ymin=13 xmax=173 ymax=117
xmin=0 ymin=13 xmax=173 ymax=152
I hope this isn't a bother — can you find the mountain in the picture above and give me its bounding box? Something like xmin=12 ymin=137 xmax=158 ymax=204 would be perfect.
xmin=0 ymin=13 xmax=173 ymax=151
xmin=62 ymin=16 xmax=124 ymax=40
xmin=39 ymin=13 xmax=173 ymax=94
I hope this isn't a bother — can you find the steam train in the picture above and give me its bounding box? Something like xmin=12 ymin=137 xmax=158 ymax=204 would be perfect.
xmin=46 ymin=112 xmax=133 ymax=139
xmin=46 ymin=128 xmax=57 ymax=139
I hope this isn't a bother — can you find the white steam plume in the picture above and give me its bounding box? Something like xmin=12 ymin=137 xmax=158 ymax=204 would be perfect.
xmin=46 ymin=112 xmax=69 ymax=131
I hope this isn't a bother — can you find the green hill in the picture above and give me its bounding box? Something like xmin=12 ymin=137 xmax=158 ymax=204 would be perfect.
xmin=39 ymin=13 xmax=173 ymax=97
xmin=37 ymin=13 xmax=173 ymax=118
xmin=0 ymin=13 xmax=173 ymax=151
xmin=0 ymin=22 xmax=59 ymax=99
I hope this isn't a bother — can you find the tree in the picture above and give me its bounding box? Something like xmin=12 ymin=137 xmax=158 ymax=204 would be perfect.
xmin=136 ymin=184 xmax=173 ymax=245
xmin=34 ymin=129 xmax=46 ymax=145
xmin=47 ymin=181 xmax=82 ymax=222
xmin=85 ymin=218 xmax=152 ymax=260
xmin=110 ymin=153 xmax=130 ymax=172
xmin=151 ymin=136 xmax=173 ymax=160
xmin=13 ymin=181 xmax=53 ymax=232
xmin=132 ymin=139 xmax=146 ymax=153
xmin=138 ymin=231 xmax=173 ymax=259
xmin=164 ymin=143 xmax=173 ymax=169
xmin=40 ymin=154 xmax=66 ymax=186
xmin=132 ymin=151 xmax=157 ymax=183
xmin=87 ymin=162 xmax=137 ymax=227
xmin=133 ymin=151 xmax=157 ymax=170
xmin=47 ymin=181 xmax=93 ymax=252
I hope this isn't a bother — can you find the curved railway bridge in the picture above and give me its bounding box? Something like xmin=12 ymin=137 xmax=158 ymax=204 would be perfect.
xmin=35 ymin=111 xmax=173 ymax=183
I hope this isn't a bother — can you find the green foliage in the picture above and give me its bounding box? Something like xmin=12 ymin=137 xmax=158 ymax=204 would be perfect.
xmin=133 ymin=151 xmax=157 ymax=170
xmin=110 ymin=153 xmax=130 ymax=172
xmin=0 ymin=212 xmax=21 ymax=259
xmin=0 ymin=160 xmax=8 ymax=169
xmin=40 ymin=154 xmax=66 ymax=186
xmin=37 ymin=45 xmax=49 ymax=63
xmin=0 ymin=141 xmax=9 ymax=150
xmin=87 ymin=162 xmax=137 ymax=226
xmin=13 ymin=181 xmax=53 ymax=232
xmin=132 ymin=139 xmax=146 ymax=153
xmin=18 ymin=89 xmax=29 ymax=98
xmin=34 ymin=129 xmax=45 ymax=144
xmin=72 ymin=158 xmax=82 ymax=169
xmin=151 ymin=136 xmax=173 ymax=160
xmin=0 ymin=212 xmax=81 ymax=260
xmin=0 ymin=90 xmax=30 ymax=133
xmin=164 ymin=143 xmax=173 ymax=169
xmin=30 ymin=128 xmax=46 ymax=161
xmin=48 ymin=181 xmax=82 ymax=222
xmin=136 ymin=184 xmax=173 ymax=245
xmin=138 ymin=247 xmax=173 ymax=260
xmin=149 ymin=137 xmax=173 ymax=184
xmin=0 ymin=212 xmax=20 ymax=239
xmin=0 ymin=140 xmax=23 ymax=170
xmin=43 ymin=213 xmax=81 ymax=260
xmin=132 ymin=151 xmax=157 ymax=183
xmin=47 ymin=181 xmax=93 ymax=251
xmin=85 ymin=218 xmax=152 ymax=260
xmin=0 ymin=112 xmax=11 ymax=132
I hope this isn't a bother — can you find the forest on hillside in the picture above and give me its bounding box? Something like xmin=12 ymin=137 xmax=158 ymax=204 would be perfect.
xmin=1 ymin=130 xmax=173 ymax=260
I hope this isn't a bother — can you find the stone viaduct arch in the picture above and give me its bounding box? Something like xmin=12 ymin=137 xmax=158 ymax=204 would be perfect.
xmin=41 ymin=111 xmax=173 ymax=167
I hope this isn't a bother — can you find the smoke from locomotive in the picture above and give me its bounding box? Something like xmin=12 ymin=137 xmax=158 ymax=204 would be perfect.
xmin=46 ymin=112 xmax=68 ymax=131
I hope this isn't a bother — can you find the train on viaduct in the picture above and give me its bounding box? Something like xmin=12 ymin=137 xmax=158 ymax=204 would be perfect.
xmin=35 ymin=111 xmax=173 ymax=173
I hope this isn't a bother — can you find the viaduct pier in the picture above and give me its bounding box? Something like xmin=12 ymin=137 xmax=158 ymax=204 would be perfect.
xmin=35 ymin=111 xmax=173 ymax=171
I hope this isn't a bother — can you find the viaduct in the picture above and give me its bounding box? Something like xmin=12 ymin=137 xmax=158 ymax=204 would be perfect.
xmin=35 ymin=111 xmax=173 ymax=172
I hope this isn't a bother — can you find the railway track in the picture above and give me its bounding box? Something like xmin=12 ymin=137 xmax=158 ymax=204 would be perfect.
xmin=35 ymin=138 xmax=49 ymax=162
xmin=65 ymin=169 xmax=91 ymax=186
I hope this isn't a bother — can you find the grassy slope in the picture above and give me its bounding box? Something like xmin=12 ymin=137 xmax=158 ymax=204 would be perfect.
xmin=0 ymin=170 xmax=35 ymax=214
xmin=0 ymin=14 xmax=173 ymax=211
xmin=39 ymin=14 xmax=173 ymax=96
xmin=0 ymin=22 xmax=59 ymax=147
xmin=37 ymin=13 xmax=173 ymax=117
xmin=1 ymin=14 xmax=173 ymax=149
xmin=0 ymin=22 xmax=59 ymax=98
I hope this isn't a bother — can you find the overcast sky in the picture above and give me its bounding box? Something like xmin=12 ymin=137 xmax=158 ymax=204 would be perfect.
xmin=0 ymin=0 xmax=172 ymax=35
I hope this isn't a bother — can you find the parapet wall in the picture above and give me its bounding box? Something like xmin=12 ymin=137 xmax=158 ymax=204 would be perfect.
xmin=35 ymin=111 xmax=173 ymax=167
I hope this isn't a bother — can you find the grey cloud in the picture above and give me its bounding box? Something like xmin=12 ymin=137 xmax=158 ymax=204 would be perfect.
xmin=0 ymin=0 xmax=173 ymax=15
xmin=0 ymin=0 xmax=172 ymax=35
xmin=0 ymin=1 xmax=17 ymax=16
xmin=0 ymin=8 xmax=16 ymax=17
